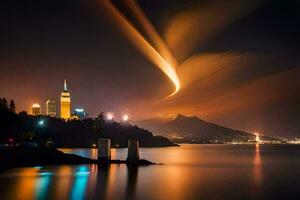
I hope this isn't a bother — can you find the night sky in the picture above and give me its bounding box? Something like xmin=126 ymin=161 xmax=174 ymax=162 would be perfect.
xmin=0 ymin=0 xmax=299 ymax=137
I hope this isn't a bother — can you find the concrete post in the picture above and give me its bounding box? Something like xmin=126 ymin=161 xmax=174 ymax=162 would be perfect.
xmin=127 ymin=139 xmax=139 ymax=163
xmin=98 ymin=138 xmax=111 ymax=164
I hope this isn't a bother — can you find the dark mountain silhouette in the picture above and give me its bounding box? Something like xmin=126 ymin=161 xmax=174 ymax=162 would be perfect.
xmin=135 ymin=114 xmax=280 ymax=143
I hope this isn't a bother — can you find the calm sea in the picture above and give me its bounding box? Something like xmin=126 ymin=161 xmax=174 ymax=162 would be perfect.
xmin=0 ymin=144 xmax=299 ymax=200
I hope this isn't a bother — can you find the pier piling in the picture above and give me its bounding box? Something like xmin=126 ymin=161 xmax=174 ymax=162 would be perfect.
xmin=127 ymin=139 xmax=140 ymax=164
xmin=98 ymin=138 xmax=111 ymax=164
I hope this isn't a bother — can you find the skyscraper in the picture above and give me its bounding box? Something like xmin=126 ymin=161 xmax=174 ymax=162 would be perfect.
xmin=60 ymin=80 xmax=71 ymax=120
xmin=46 ymin=98 xmax=56 ymax=117
xmin=32 ymin=103 xmax=41 ymax=116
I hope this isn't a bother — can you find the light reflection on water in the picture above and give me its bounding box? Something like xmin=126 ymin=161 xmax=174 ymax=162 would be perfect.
xmin=70 ymin=166 xmax=89 ymax=200
xmin=35 ymin=171 xmax=51 ymax=200
xmin=0 ymin=144 xmax=300 ymax=200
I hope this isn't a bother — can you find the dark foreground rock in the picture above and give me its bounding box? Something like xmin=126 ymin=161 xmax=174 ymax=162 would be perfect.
xmin=0 ymin=147 xmax=155 ymax=169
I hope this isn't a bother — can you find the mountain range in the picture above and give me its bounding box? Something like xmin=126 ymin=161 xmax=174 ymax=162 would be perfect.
xmin=135 ymin=114 xmax=281 ymax=143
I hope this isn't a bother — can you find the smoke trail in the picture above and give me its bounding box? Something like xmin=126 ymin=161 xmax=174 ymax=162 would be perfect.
xmin=164 ymin=0 xmax=262 ymax=62
xmin=123 ymin=0 xmax=178 ymax=69
xmin=99 ymin=0 xmax=262 ymax=98
xmin=99 ymin=0 xmax=180 ymax=97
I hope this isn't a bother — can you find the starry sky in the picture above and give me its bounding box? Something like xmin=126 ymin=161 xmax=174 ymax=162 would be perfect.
xmin=0 ymin=0 xmax=299 ymax=137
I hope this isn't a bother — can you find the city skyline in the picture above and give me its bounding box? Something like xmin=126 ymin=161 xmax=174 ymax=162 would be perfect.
xmin=30 ymin=80 xmax=87 ymax=120
xmin=28 ymin=80 xmax=122 ymax=121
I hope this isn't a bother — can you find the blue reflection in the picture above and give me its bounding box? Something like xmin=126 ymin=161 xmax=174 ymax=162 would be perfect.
xmin=40 ymin=172 xmax=52 ymax=176
xmin=76 ymin=166 xmax=90 ymax=175
xmin=35 ymin=171 xmax=52 ymax=200
xmin=71 ymin=165 xmax=90 ymax=200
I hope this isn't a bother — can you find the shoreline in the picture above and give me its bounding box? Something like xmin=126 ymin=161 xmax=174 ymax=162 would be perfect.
xmin=0 ymin=147 xmax=154 ymax=170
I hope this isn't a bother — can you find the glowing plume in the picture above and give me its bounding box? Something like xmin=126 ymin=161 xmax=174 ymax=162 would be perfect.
xmin=99 ymin=0 xmax=180 ymax=97
xmin=123 ymin=0 xmax=178 ymax=69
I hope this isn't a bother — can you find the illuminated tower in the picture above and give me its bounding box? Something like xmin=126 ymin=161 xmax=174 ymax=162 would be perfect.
xmin=32 ymin=103 xmax=41 ymax=116
xmin=60 ymin=80 xmax=71 ymax=120
xmin=46 ymin=98 xmax=56 ymax=117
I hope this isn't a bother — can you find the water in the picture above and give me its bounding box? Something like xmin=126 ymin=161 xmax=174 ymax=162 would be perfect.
xmin=0 ymin=144 xmax=299 ymax=200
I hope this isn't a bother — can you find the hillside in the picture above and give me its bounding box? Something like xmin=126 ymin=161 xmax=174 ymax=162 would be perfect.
xmin=0 ymin=104 xmax=177 ymax=148
xmin=135 ymin=114 xmax=280 ymax=143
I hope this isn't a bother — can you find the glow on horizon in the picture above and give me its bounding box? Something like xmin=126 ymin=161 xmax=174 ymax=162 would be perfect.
xmin=122 ymin=114 xmax=129 ymax=122
xmin=106 ymin=112 xmax=114 ymax=120
xmin=255 ymin=132 xmax=260 ymax=142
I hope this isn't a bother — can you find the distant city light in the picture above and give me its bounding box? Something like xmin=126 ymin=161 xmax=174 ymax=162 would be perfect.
xmin=255 ymin=132 xmax=260 ymax=142
xmin=74 ymin=108 xmax=84 ymax=112
xmin=34 ymin=118 xmax=46 ymax=129
xmin=74 ymin=107 xmax=87 ymax=120
xmin=38 ymin=120 xmax=45 ymax=126
xmin=32 ymin=103 xmax=41 ymax=108
xmin=122 ymin=114 xmax=129 ymax=122
xmin=106 ymin=112 xmax=114 ymax=120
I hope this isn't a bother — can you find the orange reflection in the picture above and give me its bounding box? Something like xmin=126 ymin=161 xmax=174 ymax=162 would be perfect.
xmin=90 ymin=148 xmax=98 ymax=160
xmin=110 ymin=148 xmax=117 ymax=160
xmin=86 ymin=164 xmax=98 ymax=199
xmin=55 ymin=166 xmax=73 ymax=199
xmin=139 ymin=165 xmax=187 ymax=200
xmin=253 ymin=144 xmax=262 ymax=186
xmin=107 ymin=165 xmax=127 ymax=198
xmin=12 ymin=168 xmax=38 ymax=200
xmin=106 ymin=165 xmax=116 ymax=198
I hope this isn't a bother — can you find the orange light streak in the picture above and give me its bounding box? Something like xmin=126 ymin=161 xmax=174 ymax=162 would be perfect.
xmin=100 ymin=0 xmax=180 ymax=97
xmin=123 ymin=0 xmax=178 ymax=69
